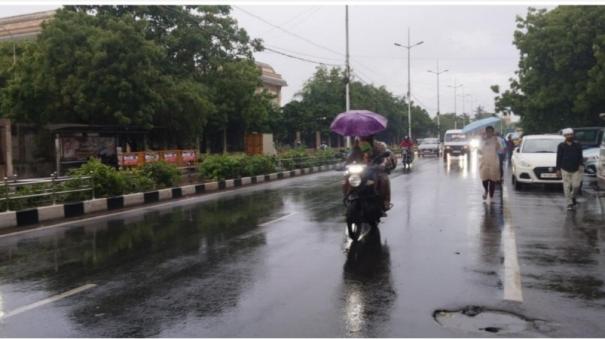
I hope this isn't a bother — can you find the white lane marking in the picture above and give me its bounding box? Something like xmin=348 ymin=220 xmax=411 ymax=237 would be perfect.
xmin=501 ymin=187 xmax=524 ymax=302
xmin=1 ymin=284 xmax=96 ymax=319
xmin=259 ymin=212 xmax=297 ymax=227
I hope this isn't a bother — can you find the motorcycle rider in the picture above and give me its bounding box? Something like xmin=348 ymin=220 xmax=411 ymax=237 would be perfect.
xmin=399 ymin=136 xmax=415 ymax=163
xmin=346 ymin=135 xmax=396 ymax=212
xmin=399 ymin=136 xmax=415 ymax=149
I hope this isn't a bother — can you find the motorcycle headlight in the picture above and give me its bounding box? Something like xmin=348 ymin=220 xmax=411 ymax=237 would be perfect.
xmin=470 ymin=139 xmax=480 ymax=148
xmin=348 ymin=174 xmax=362 ymax=187
xmin=347 ymin=164 xmax=365 ymax=174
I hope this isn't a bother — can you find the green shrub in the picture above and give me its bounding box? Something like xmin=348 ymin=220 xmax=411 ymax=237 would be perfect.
xmin=141 ymin=161 xmax=181 ymax=188
xmin=198 ymin=155 xmax=242 ymax=180
xmin=70 ymin=158 xmax=125 ymax=197
xmin=277 ymin=148 xmax=310 ymax=170
xmin=241 ymin=155 xmax=276 ymax=177
xmin=121 ymin=169 xmax=156 ymax=193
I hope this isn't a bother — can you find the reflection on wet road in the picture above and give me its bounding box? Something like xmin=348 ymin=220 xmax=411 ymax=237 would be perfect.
xmin=0 ymin=152 xmax=603 ymax=337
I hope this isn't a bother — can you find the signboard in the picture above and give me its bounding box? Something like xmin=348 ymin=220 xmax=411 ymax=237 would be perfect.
xmin=182 ymin=150 xmax=196 ymax=163
xmin=61 ymin=135 xmax=116 ymax=162
xmin=145 ymin=152 xmax=159 ymax=162
xmin=163 ymin=151 xmax=178 ymax=163
xmin=122 ymin=154 xmax=139 ymax=166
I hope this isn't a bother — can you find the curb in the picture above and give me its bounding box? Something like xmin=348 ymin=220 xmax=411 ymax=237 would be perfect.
xmin=0 ymin=163 xmax=341 ymax=230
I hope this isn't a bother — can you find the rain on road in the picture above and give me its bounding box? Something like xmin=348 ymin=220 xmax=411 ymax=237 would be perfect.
xmin=0 ymin=152 xmax=603 ymax=337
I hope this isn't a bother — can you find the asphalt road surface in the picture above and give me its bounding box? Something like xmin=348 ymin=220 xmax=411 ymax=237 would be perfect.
xmin=0 ymin=152 xmax=603 ymax=337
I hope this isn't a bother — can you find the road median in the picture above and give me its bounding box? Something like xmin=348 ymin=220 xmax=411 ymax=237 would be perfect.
xmin=0 ymin=163 xmax=342 ymax=231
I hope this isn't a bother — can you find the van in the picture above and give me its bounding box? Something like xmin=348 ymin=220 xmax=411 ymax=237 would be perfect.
xmin=443 ymin=129 xmax=470 ymax=159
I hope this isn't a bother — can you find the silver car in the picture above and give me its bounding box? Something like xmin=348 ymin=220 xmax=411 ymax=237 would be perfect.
xmin=418 ymin=137 xmax=440 ymax=157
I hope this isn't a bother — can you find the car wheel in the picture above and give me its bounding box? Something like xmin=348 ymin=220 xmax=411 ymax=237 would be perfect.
xmin=513 ymin=175 xmax=523 ymax=191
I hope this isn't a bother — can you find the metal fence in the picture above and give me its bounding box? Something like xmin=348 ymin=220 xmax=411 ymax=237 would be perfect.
xmin=275 ymin=156 xmax=344 ymax=171
xmin=2 ymin=173 xmax=94 ymax=211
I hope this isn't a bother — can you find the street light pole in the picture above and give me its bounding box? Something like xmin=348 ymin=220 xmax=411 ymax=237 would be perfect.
xmin=428 ymin=60 xmax=448 ymax=140
xmin=448 ymin=80 xmax=463 ymax=129
xmin=394 ymin=27 xmax=423 ymax=140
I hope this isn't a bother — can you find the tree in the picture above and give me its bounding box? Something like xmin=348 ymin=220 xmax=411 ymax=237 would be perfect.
xmin=495 ymin=6 xmax=605 ymax=133
xmin=279 ymin=66 xmax=435 ymax=147
xmin=0 ymin=6 xmax=274 ymax=150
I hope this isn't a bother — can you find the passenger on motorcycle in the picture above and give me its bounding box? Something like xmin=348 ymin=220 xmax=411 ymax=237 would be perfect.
xmin=346 ymin=135 xmax=396 ymax=212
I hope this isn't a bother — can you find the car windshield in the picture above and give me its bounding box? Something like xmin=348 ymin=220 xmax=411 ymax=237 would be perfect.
xmin=522 ymin=139 xmax=561 ymax=153
xmin=574 ymin=129 xmax=600 ymax=145
xmin=421 ymin=138 xmax=438 ymax=144
xmin=445 ymin=133 xmax=466 ymax=142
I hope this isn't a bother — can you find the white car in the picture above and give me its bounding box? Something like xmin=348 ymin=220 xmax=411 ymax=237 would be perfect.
xmin=418 ymin=137 xmax=440 ymax=157
xmin=583 ymin=147 xmax=599 ymax=176
xmin=511 ymin=134 xmax=564 ymax=190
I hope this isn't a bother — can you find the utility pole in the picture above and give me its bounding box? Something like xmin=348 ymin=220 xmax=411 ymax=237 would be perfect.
xmin=345 ymin=5 xmax=351 ymax=148
xmin=395 ymin=28 xmax=423 ymax=140
xmin=428 ymin=60 xmax=448 ymax=140
xmin=448 ymin=80 xmax=463 ymax=129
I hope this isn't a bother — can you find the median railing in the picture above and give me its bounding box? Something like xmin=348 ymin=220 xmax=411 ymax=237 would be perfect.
xmin=2 ymin=173 xmax=94 ymax=211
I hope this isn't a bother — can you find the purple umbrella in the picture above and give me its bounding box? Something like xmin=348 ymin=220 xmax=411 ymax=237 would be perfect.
xmin=330 ymin=110 xmax=388 ymax=137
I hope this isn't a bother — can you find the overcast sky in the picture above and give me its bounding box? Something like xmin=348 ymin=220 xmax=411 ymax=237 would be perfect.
xmin=0 ymin=4 xmax=551 ymax=116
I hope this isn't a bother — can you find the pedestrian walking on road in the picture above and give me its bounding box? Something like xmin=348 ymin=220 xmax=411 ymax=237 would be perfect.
xmin=556 ymin=128 xmax=584 ymax=211
xmin=495 ymin=132 xmax=507 ymax=182
xmin=479 ymin=126 xmax=501 ymax=201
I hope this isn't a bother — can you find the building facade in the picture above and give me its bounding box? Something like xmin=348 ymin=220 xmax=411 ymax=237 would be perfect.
xmin=256 ymin=61 xmax=287 ymax=106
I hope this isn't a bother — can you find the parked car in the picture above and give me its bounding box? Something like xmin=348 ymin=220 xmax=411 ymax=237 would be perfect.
xmin=511 ymin=134 xmax=564 ymax=190
xmin=559 ymin=127 xmax=605 ymax=149
xmin=418 ymin=137 xmax=440 ymax=157
xmin=443 ymin=129 xmax=470 ymax=159
xmin=583 ymin=147 xmax=599 ymax=176
xmin=598 ymin=132 xmax=605 ymax=189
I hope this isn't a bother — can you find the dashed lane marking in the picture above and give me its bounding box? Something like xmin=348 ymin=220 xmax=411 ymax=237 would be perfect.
xmin=259 ymin=212 xmax=298 ymax=227
xmin=1 ymin=284 xmax=96 ymax=319
xmin=501 ymin=186 xmax=524 ymax=302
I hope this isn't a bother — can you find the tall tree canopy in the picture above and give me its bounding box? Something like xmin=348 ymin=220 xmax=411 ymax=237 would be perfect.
xmin=280 ymin=66 xmax=436 ymax=146
xmin=494 ymin=6 xmax=605 ymax=132
xmin=0 ymin=5 xmax=273 ymax=149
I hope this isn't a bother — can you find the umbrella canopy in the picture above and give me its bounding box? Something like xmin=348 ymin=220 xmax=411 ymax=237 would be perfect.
xmin=329 ymin=110 xmax=388 ymax=137
xmin=461 ymin=116 xmax=501 ymax=134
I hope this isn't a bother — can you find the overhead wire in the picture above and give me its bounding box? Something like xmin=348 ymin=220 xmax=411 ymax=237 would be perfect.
xmin=260 ymin=6 xmax=319 ymax=35
xmin=234 ymin=6 xmax=344 ymax=58
xmin=263 ymin=47 xmax=341 ymax=67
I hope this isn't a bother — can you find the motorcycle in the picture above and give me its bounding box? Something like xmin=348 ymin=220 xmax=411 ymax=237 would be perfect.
xmin=401 ymin=148 xmax=413 ymax=170
xmin=342 ymin=152 xmax=390 ymax=242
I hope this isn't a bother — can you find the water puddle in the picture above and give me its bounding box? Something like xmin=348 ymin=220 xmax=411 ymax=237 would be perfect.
xmin=434 ymin=306 xmax=540 ymax=335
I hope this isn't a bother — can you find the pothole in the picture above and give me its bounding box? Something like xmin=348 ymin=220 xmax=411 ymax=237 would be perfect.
xmin=433 ymin=306 xmax=538 ymax=335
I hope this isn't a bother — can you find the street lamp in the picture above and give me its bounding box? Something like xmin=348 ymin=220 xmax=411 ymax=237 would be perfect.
xmin=0 ymin=25 xmax=16 ymax=66
xmin=448 ymin=80 xmax=463 ymax=129
xmin=428 ymin=60 xmax=448 ymax=140
xmin=394 ymin=27 xmax=423 ymax=140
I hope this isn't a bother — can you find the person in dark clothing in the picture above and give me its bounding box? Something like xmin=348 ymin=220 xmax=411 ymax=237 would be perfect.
xmin=556 ymin=128 xmax=584 ymax=210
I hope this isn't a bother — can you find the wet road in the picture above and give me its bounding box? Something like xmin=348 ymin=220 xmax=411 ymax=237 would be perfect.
xmin=0 ymin=152 xmax=604 ymax=337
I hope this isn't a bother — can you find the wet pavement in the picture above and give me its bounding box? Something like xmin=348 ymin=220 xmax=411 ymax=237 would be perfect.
xmin=0 ymin=151 xmax=604 ymax=337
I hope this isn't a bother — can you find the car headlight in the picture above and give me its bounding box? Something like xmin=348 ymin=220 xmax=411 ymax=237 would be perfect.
xmin=470 ymin=139 xmax=480 ymax=148
xmin=518 ymin=160 xmax=531 ymax=167
xmin=348 ymin=174 xmax=362 ymax=187
xmin=445 ymin=146 xmax=451 ymax=149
